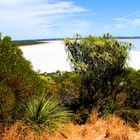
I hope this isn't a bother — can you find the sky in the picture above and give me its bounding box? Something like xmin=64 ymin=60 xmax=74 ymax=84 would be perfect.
xmin=0 ymin=0 xmax=140 ymax=40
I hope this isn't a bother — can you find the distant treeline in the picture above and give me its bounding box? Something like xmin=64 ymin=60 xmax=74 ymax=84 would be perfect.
xmin=117 ymin=36 xmax=140 ymax=39
xmin=14 ymin=36 xmax=140 ymax=46
xmin=15 ymin=41 xmax=46 ymax=46
xmin=15 ymin=38 xmax=64 ymax=46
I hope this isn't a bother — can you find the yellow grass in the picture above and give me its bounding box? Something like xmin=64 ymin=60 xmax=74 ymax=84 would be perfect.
xmin=1 ymin=114 xmax=140 ymax=140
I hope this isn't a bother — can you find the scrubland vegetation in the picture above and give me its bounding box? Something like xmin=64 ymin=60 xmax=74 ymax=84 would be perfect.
xmin=0 ymin=33 xmax=140 ymax=139
xmin=1 ymin=113 xmax=140 ymax=140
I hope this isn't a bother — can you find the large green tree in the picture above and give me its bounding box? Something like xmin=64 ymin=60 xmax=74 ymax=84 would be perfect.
xmin=65 ymin=34 xmax=132 ymax=112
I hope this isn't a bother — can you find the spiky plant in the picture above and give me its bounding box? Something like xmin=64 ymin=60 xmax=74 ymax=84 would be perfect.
xmin=24 ymin=96 xmax=72 ymax=132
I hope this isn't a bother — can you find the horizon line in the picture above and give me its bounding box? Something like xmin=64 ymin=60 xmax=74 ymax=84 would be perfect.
xmin=14 ymin=36 xmax=140 ymax=42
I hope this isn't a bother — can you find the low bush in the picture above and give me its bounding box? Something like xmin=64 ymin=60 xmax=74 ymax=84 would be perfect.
xmin=24 ymin=96 xmax=72 ymax=133
xmin=116 ymin=109 xmax=140 ymax=127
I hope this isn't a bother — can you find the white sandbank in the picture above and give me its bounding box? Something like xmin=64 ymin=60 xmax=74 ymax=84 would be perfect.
xmin=20 ymin=41 xmax=71 ymax=73
xmin=20 ymin=41 xmax=140 ymax=73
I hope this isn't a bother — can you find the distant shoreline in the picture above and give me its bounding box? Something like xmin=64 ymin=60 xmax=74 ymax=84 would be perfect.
xmin=15 ymin=37 xmax=140 ymax=43
xmin=117 ymin=37 xmax=140 ymax=40
xmin=16 ymin=41 xmax=47 ymax=47
xmin=16 ymin=37 xmax=140 ymax=47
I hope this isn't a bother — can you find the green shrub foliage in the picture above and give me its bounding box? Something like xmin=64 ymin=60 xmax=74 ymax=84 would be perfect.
xmin=0 ymin=34 xmax=44 ymax=121
xmin=65 ymin=33 xmax=132 ymax=122
xmin=24 ymin=96 xmax=72 ymax=132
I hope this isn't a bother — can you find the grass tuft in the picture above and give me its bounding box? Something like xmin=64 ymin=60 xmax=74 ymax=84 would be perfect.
xmin=24 ymin=96 xmax=72 ymax=133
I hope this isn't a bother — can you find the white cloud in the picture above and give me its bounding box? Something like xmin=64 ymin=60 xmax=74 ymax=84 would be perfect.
xmin=0 ymin=0 xmax=44 ymax=5
xmin=123 ymin=10 xmax=140 ymax=18
xmin=115 ymin=17 xmax=126 ymax=22
xmin=0 ymin=1 xmax=86 ymax=21
xmin=103 ymin=25 xmax=110 ymax=30
xmin=114 ymin=10 xmax=140 ymax=28
xmin=29 ymin=2 xmax=86 ymax=17
xmin=0 ymin=0 xmax=88 ymax=39
xmin=114 ymin=24 xmax=125 ymax=29
xmin=130 ymin=18 xmax=140 ymax=26
xmin=0 ymin=0 xmax=22 ymax=5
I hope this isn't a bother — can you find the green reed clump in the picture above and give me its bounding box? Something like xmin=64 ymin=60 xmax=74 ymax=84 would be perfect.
xmin=24 ymin=95 xmax=72 ymax=133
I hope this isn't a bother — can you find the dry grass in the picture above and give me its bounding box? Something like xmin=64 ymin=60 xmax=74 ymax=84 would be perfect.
xmin=0 ymin=114 xmax=140 ymax=140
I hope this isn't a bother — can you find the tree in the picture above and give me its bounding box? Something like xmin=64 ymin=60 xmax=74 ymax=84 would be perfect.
xmin=65 ymin=34 xmax=132 ymax=112
xmin=0 ymin=34 xmax=44 ymax=121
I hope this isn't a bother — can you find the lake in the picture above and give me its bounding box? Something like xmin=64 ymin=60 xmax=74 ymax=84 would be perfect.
xmin=121 ymin=39 xmax=140 ymax=70
xmin=20 ymin=39 xmax=140 ymax=73
xmin=20 ymin=41 xmax=71 ymax=73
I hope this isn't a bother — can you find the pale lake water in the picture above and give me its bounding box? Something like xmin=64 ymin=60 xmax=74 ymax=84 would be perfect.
xmin=20 ymin=39 xmax=140 ymax=73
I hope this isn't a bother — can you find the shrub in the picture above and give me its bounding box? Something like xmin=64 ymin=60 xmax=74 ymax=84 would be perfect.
xmin=0 ymin=34 xmax=45 ymax=122
xmin=0 ymin=82 xmax=15 ymax=122
xmin=64 ymin=34 xmax=132 ymax=124
xmin=24 ymin=96 xmax=72 ymax=132
xmin=115 ymin=109 xmax=140 ymax=127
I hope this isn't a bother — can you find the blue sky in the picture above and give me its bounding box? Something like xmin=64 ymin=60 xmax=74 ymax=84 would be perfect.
xmin=1 ymin=0 xmax=140 ymax=39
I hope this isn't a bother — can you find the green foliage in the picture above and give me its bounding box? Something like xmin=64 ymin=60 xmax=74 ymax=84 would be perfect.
xmin=73 ymin=106 xmax=90 ymax=124
xmin=0 ymin=82 xmax=15 ymax=122
xmin=124 ymin=69 xmax=140 ymax=109
xmin=41 ymin=71 xmax=81 ymax=106
xmin=65 ymin=34 xmax=131 ymax=74
xmin=115 ymin=109 xmax=140 ymax=127
xmin=40 ymin=75 xmax=60 ymax=96
xmin=0 ymin=34 xmax=44 ymax=122
xmin=65 ymin=33 xmax=132 ymax=123
xmin=24 ymin=96 xmax=72 ymax=132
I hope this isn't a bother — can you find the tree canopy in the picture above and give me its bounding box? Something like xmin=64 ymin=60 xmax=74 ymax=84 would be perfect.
xmin=65 ymin=33 xmax=132 ymax=112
